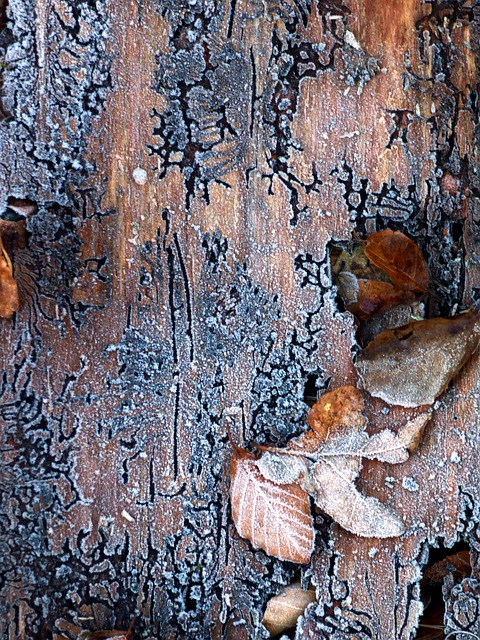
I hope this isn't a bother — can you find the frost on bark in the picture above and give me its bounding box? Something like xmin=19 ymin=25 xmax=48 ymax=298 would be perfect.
xmin=0 ymin=0 xmax=479 ymax=639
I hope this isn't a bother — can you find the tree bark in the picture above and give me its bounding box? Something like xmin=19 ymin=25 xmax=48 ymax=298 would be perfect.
xmin=1 ymin=0 xmax=479 ymax=639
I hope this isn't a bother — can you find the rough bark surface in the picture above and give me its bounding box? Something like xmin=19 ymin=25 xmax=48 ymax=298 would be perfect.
xmin=0 ymin=0 xmax=479 ymax=639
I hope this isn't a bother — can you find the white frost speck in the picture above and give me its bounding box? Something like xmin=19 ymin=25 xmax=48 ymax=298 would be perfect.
xmin=121 ymin=509 xmax=134 ymax=522
xmin=402 ymin=476 xmax=419 ymax=492
xmin=344 ymin=30 xmax=361 ymax=50
xmin=132 ymin=167 xmax=148 ymax=185
xmin=368 ymin=547 xmax=378 ymax=558
xmin=450 ymin=451 xmax=461 ymax=463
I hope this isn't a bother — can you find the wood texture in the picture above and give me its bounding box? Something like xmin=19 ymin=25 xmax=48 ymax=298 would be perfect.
xmin=0 ymin=0 xmax=479 ymax=638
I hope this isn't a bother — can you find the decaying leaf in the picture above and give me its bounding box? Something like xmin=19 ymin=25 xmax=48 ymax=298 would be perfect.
xmin=360 ymin=414 xmax=431 ymax=463
xmin=0 ymin=234 xmax=19 ymax=318
xmin=348 ymin=279 xmax=417 ymax=320
xmin=230 ymin=387 xmax=428 ymax=560
xmin=332 ymin=230 xmax=428 ymax=321
xmin=230 ymin=445 xmax=314 ymax=564
xmin=356 ymin=311 xmax=480 ymax=407
xmin=262 ymin=581 xmax=316 ymax=637
xmin=364 ymin=229 xmax=429 ymax=293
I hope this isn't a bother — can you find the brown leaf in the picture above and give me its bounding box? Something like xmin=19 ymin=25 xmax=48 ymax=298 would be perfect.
xmin=364 ymin=230 xmax=429 ymax=293
xmin=307 ymin=385 xmax=365 ymax=442
xmin=356 ymin=311 xmax=480 ymax=407
xmin=230 ymin=446 xmax=314 ymax=564
xmin=262 ymin=581 xmax=316 ymax=637
xmin=0 ymin=234 xmax=19 ymax=318
xmin=421 ymin=550 xmax=471 ymax=587
xmin=348 ymin=279 xmax=417 ymax=321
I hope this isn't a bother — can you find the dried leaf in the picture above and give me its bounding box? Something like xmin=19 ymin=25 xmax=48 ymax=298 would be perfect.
xmin=312 ymin=460 xmax=405 ymax=538
xmin=356 ymin=311 xmax=480 ymax=407
xmin=262 ymin=581 xmax=316 ymax=637
xmin=307 ymin=385 xmax=365 ymax=441
xmin=230 ymin=384 xmax=429 ymax=558
xmin=332 ymin=231 xmax=428 ymax=322
xmin=348 ymin=279 xmax=417 ymax=321
xmin=364 ymin=229 xmax=428 ymax=293
xmin=361 ymin=414 xmax=430 ymax=464
xmin=0 ymin=235 xmax=19 ymax=318
xmin=422 ymin=550 xmax=471 ymax=587
xmin=230 ymin=446 xmax=314 ymax=564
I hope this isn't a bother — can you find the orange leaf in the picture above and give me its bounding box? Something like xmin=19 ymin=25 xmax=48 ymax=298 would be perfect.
xmin=230 ymin=447 xmax=314 ymax=564
xmin=364 ymin=230 xmax=428 ymax=293
xmin=348 ymin=279 xmax=417 ymax=320
xmin=0 ymin=235 xmax=19 ymax=319
xmin=307 ymin=385 xmax=365 ymax=442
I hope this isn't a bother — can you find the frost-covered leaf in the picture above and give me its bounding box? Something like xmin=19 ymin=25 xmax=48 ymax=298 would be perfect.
xmin=262 ymin=581 xmax=316 ymax=637
xmin=230 ymin=446 xmax=314 ymax=564
xmin=256 ymin=451 xmax=309 ymax=486
xmin=311 ymin=460 xmax=405 ymax=538
xmin=361 ymin=414 xmax=431 ymax=463
xmin=356 ymin=312 xmax=480 ymax=407
xmin=230 ymin=385 xmax=429 ymax=557
xmin=364 ymin=229 xmax=428 ymax=293
xmin=0 ymin=235 xmax=19 ymax=319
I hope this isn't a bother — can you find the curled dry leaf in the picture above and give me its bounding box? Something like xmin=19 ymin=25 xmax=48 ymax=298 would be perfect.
xmin=349 ymin=279 xmax=417 ymax=321
xmin=0 ymin=234 xmax=19 ymax=318
xmin=364 ymin=229 xmax=429 ymax=293
xmin=230 ymin=445 xmax=314 ymax=564
xmin=262 ymin=581 xmax=316 ymax=637
xmin=332 ymin=230 xmax=428 ymax=321
xmin=230 ymin=387 xmax=427 ymax=559
xmin=361 ymin=414 xmax=431 ymax=464
xmin=356 ymin=311 xmax=480 ymax=407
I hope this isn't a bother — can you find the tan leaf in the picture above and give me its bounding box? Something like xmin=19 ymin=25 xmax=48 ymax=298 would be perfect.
xmin=364 ymin=229 xmax=429 ymax=293
xmin=311 ymin=460 xmax=405 ymax=538
xmin=356 ymin=311 xmax=480 ymax=407
xmin=0 ymin=235 xmax=19 ymax=318
xmin=230 ymin=447 xmax=314 ymax=564
xmin=262 ymin=581 xmax=316 ymax=637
